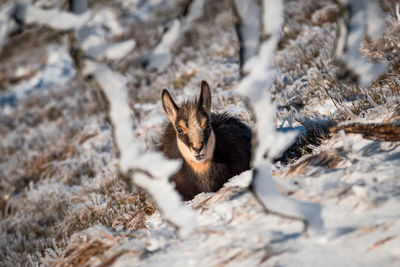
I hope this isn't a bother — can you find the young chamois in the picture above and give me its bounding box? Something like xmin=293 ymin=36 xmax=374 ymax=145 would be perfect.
xmin=159 ymin=81 xmax=252 ymax=200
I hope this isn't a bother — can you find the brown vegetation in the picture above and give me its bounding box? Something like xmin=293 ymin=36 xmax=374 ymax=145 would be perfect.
xmin=332 ymin=123 xmax=400 ymax=142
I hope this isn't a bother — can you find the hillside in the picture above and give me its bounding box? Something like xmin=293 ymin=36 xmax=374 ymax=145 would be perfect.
xmin=1 ymin=0 xmax=400 ymax=266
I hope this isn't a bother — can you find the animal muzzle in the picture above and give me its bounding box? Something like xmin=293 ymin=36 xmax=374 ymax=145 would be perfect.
xmin=191 ymin=143 xmax=206 ymax=161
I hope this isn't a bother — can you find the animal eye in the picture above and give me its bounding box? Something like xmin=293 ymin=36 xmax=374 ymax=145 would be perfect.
xmin=201 ymin=119 xmax=210 ymax=129
xmin=176 ymin=127 xmax=183 ymax=134
xmin=201 ymin=119 xmax=207 ymax=129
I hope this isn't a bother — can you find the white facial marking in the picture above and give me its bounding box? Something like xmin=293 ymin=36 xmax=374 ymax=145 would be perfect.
xmin=177 ymin=131 xmax=215 ymax=164
xmin=187 ymin=110 xmax=203 ymax=149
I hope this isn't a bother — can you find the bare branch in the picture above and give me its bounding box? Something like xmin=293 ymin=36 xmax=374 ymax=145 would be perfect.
xmin=84 ymin=62 xmax=198 ymax=235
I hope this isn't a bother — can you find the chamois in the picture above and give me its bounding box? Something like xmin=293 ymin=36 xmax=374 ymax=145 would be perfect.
xmin=158 ymin=81 xmax=252 ymax=200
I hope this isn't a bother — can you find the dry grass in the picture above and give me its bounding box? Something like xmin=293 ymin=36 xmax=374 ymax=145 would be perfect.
xmin=0 ymin=27 xmax=64 ymax=91
xmin=284 ymin=150 xmax=345 ymax=177
xmin=273 ymin=0 xmax=400 ymax=124
xmin=332 ymin=123 xmax=400 ymax=142
xmin=278 ymin=0 xmax=337 ymax=49
xmin=276 ymin=117 xmax=337 ymax=163
xmin=311 ymin=4 xmax=340 ymax=26
xmin=172 ymin=70 xmax=196 ymax=90
xmin=50 ymin=227 xmax=145 ymax=267
xmin=360 ymin=17 xmax=400 ymax=63
xmin=367 ymin=235 xmax=397 ymax=251
xmin=0 ymin=72 xmax=149 ymax=265
xmin=0 ymin=0 xmax=399 ymax=266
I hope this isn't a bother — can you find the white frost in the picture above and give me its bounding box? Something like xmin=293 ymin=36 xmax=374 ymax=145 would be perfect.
xmin=15 ymin=3 xmax=90 ymax=31
xmin=75 ymin=9 xmax=135 ymax=61
xmin=144 ymin=19 xmax=181 ymax=72
xmin=235 ymin=0 xmax=324 ymax=234
xmin=143 ymin=0 xmax=205 ymax=72
xmin=77 ymin=26 xmax=135 ymax=60
xmin=0 ymin=3 xmax=18 ymax=48
xmin=85 ymin=62 xmax=197 ymax=233
xmin=336 ymin=0 xmax=387 ymax=87
xmin=253 ymin=163 xmax=324 ymax=233
xmin=233 ymin=0 xmax=261 ymax=73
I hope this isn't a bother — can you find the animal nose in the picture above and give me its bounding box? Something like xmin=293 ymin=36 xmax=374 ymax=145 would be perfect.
xmin=192 ymin=143 xmax=204 ymax=153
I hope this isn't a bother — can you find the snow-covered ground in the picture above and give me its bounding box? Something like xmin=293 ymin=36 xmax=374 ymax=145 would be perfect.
xmin=0 ymin=0 xmax=399 ymax=266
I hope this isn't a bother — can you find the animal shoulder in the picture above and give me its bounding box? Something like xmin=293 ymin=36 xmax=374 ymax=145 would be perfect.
xmin=158 ymin=81 xmax=252 ymax=200
xmin=211 ymin=113 xmax=252 ymax=148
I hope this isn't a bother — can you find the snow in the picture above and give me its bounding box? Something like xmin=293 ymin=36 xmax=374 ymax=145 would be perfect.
xmin=15 ymin=3 xmax=90 ymax=31
xmin=335 ymin=0 xmax=387 ymax=87
xmin=86 ymin=62 xmax=197 ymax=233
xmin=75 ymin=8 xmax=136 ymax=60
xmin=253 ymin=163 xmax=324 ymax=234
xmin=134 ymin=172 xmax=198 ymax=236
xmin=234 ymin=0 xmax=323 ymax=233
xmin=1 ymin=0 xmax=400 ymax=266
xmin=142 ymin=0 xmax=205 ymax=72
xmin=77 ymin=26 xmax=136 ymax=60
xmin=1 ymin=45 xmax=75 ymax=111
xmin=233 ymin=0 xmax=261 ymax=73
xmin=0 ymin=3 xmax=18 ymax=48
xmin=186 ymin=0 xmax=205 ymax=23
xmin=143 ymin=19 xmax=181 ymax=72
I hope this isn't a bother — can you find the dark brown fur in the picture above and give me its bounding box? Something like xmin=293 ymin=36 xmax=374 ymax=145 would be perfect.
xmin=158 ymin=84 xmax=252 ymax=200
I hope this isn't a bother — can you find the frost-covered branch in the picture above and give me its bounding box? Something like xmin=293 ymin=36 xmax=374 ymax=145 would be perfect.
xmin=15 ymin=3 xmax=135 ymax=61
xmin=396 ymin=4 xmax=400 ymax=22
xmin=0 ymin=3 xmax=18 ymax=49
xmin=335 ymin=0 xmax=387 ymax=87
xmin=76 ymin=26 xmax=136 ymax=61
xmin=84 ymin=62 xmax=198 ymax=234
xmin=232 ymin=0 xmax=261 ymax=76
xmin=14 ymin=0 xmax=196 ymax=234
xmin=141 ymin=0 xmax=205 ymax=72
xmin=235 ymin=0 xmax=324 ymax=234
xmin=15 ymin=3 xmax=90 ymax=31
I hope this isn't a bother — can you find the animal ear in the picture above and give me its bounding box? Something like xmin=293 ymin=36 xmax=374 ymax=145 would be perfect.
xmin=199 ymin=80 xmax=211 ymax=114
xmin=161 ymin=89 xmax=179 ymax=122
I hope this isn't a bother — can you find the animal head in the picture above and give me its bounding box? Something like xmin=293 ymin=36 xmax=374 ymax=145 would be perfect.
xmin=161 ymin=81 xmax=215 ymax=165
